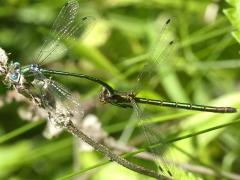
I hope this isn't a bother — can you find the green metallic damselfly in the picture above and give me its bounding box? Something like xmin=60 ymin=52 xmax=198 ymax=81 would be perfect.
xmin=97 ymin=19 xmax=236 ymax=114
xmin=99 ymin=86 xmax=237 ymax=113
xmin=96 ymin=18 xmax=237 ymax=178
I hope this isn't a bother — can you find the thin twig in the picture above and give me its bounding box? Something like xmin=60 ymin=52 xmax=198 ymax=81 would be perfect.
xmin=65 ymin=120 xmax=169 ymax=180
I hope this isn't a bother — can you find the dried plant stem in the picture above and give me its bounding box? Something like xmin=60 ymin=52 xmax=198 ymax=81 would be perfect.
xmin=65 ymin=121 xmax=168 ymax=180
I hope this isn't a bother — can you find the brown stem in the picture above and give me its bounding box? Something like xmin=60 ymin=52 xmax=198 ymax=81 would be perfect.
xmin=65 ymin=121 xmax=169 ymax=180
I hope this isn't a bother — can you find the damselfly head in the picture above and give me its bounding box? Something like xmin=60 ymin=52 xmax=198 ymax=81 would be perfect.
xmin=3 ymin=61 xmax=23 ymax=86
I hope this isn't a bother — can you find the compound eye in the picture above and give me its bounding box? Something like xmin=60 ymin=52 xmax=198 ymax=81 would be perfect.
xmin=10 ymin=72 xmax=19 ymax=82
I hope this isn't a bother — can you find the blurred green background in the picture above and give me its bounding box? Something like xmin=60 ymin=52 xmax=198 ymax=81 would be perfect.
xmin=0 ymin=0 xmax=240 ymax=179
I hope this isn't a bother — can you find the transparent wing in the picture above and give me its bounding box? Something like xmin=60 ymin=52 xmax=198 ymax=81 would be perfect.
xmin=122 ymin=21 xmax=177 ymax=175
xmin=130 ymin=99 xmax=191 ymax=179
xmin=45 ymin=79 xmax=84 ymax=127
xmin=33 ymin=0 xmax=95 ymax=65
xmin=28 ymin=73 xmax=84 ymax=127
xmin=133 ymin=18 xmax=175 ymax=95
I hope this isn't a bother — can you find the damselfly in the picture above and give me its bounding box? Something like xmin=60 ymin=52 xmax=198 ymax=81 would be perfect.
xmin=97 ymin=18 xmax=237 ymax=179
xmin=98 ymin=18 xmax=236 ymax=114
xmin=99 ymin=87 xmax=237 ymax=113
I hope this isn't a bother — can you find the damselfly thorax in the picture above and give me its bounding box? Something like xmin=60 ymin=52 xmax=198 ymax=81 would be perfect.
xmin=99 ymin=87 xmax=135 ymax=108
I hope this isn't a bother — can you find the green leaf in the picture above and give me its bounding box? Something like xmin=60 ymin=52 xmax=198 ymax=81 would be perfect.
xmin=224 ymin=0 xmax=240 ymax=43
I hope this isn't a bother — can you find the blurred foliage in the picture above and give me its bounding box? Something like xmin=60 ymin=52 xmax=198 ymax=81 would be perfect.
xmin=0 ymin=0 xmax=240 ymax=179
xmin=224 ymin=0 xmax=240 ymax=43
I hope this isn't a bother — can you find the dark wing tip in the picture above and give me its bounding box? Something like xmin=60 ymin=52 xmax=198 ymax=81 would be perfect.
xmin=82 ymin=16 xmax=88 ymax=21
xmin=81 ymin=16 xmax=96 ymax=22
xmin=169 ymin=40 xmax=174 ymax=45
xmin=166 ymin=19 xmax=171 ymax=24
